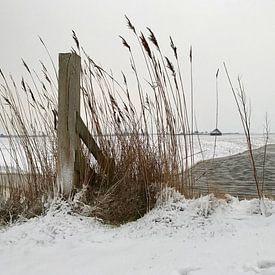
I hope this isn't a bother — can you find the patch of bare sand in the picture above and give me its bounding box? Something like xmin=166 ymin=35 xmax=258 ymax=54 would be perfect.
xmin=192 ymin=144 xmax=275 ymax=198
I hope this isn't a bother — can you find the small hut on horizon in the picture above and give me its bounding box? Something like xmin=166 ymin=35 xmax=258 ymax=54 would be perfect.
xmin=210 ymin=128 xmax=222 ymax=136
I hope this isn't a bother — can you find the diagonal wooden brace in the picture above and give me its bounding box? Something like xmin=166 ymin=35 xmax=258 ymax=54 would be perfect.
xmin=76 ymin=114 xmax=115 ymax=179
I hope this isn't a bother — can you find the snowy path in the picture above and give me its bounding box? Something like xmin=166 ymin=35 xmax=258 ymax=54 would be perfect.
xmin=1 ymin=194 xmax=275 ymax=275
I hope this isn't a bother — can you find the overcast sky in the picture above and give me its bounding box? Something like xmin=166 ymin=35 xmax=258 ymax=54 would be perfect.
xmin=1 ymin=0 xmax=275 ymax=133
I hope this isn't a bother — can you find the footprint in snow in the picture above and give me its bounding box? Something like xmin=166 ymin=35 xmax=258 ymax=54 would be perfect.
xmin=176 ymin=266 xmax=200 ymax=275
xmin=257 ymin=260 xmax=275 ymax=275
xmin=244 ymin=260 xmax=275 ymax=274
xmin=258 ymin=260 xmax=275 ymax=269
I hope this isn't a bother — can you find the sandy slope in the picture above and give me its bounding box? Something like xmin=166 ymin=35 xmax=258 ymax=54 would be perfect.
xmin=192 ymin=144 xmax=275 ymax=198
xmin=1 ymin=193 xmax=275 ymax=275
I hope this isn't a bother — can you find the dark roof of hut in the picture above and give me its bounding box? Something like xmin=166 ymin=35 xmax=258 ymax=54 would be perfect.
xmin=210 ymin=128 xmax=222 ymax=136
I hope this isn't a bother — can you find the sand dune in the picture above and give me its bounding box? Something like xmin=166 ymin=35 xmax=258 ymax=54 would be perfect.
xmin=192 ymin=144 xmax=275 ymax=198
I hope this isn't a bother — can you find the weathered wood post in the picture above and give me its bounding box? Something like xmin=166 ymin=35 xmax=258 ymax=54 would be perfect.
xmin=57 ymin=53 xmax=81 ymax=196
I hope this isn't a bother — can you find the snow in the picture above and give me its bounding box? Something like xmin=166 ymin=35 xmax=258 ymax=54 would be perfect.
xmin=1 ymin=192 xmax=275 ymax=275
xmin=0 ymin=134 xmax=274 ymax=169
xmin=1 ymin=134 xmax=275 ymax=275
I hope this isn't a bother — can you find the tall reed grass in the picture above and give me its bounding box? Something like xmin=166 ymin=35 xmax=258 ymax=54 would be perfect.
xmin=74 ymin=18 xmax=197 ymax=223
xmin=224 ymin=63 xmax=271 ymax=215
xmin=0 ymin=18 xmax=199 ymax=224
xmin=0 ymin=57 xmax=57 ymax=224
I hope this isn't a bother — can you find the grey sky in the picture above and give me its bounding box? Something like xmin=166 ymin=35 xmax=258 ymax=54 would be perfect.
xmin=1 ymin=0 xmax=275 ymax=133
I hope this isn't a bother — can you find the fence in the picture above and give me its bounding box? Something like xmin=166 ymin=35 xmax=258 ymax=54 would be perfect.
xmin=56 ymin=53 xmax=114 ymax=196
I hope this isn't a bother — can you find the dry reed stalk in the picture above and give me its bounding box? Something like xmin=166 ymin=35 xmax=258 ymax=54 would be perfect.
xmin=224 ymin=63 xmax=262 ymax=200
xmin=212 ymin=68 xmax=220 ymax=159
xmin=261 ymin=114 xmax=269 ymax=194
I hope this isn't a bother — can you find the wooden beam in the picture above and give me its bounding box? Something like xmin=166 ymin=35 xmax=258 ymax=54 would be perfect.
xmin=57 ymin=53 xmax=81 ymax=196
xmin=76 ymin=114 xmax=115 ymax=176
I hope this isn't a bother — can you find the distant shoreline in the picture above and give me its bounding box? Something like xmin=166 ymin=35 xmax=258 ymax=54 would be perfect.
xmin=0 ymin=134 xmax=47 ymax=138
xmin=0 ymin=133 xmax=273 ymax=138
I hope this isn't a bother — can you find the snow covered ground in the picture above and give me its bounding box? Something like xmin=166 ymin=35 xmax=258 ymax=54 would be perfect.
xmin=1 ymin=192 xmax=275 ymax=275
xmin=0 ymin=133 xmax=274 ymax=169
xmin=1 ymin=134 xmax=275 ymax=275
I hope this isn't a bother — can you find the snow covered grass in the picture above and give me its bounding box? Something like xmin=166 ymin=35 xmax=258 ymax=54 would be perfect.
xmin=0 ymin=133 xmax=274 ymax=225
xmin=1 ymin=27 xmax=198 ymax=224
xmin=1 ymin=190 xmax=275 ymax=275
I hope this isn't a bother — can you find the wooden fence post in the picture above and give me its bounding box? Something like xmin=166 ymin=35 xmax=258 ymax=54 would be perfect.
xmin=57 ymin=53 xmax=81 ymax=196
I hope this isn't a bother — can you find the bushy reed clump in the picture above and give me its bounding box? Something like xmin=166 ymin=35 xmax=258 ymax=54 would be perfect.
xmin=0 ymin=18 xmax=197 ymax=224
xmin=73 ymin=18 xmax=196 ymax=223
xmin=0 ymin=53 xmax=57 ymax=224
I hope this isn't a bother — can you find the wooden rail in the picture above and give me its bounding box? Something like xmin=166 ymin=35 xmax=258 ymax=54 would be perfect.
xmin=76 ymin=113 xmax=115 ymax=173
